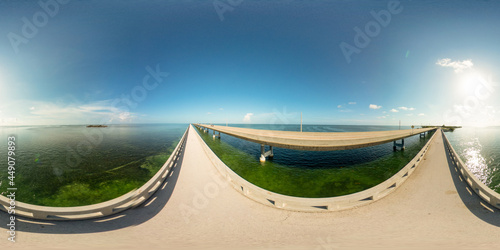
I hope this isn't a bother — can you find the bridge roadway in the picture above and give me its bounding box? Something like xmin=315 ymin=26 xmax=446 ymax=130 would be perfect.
xmin=4 ymin=125 xmax=500 ymax=250
xmin=194 ymin=124 xmax=436 ymax=151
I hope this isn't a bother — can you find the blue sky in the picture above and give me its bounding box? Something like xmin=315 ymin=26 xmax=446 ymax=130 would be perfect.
xmin=1 ymin=0 xmax=499 ymax=126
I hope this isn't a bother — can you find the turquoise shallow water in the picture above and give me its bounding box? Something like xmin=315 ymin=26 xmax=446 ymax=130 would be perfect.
xmin=197 ymin=124 xmax=434 ymax=197
xmin=445 ymin=127 xmax=500 ymax=193
xmin=0 ymin=124 xmax=186 ymax=206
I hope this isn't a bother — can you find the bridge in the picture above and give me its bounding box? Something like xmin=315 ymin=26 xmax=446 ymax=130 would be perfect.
xmin=194 ymin=123 xmax=436 ymax=161
xmin=1 ymin=124 xmax=499 ymax=249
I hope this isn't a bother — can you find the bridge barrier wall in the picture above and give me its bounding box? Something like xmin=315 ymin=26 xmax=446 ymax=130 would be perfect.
xmin=0 ymin=127 xmax=189 ymax=221
xmin=441 ymin=130 xmax=500 ymax=210
xmin=194 ymin=124 xmax=438 ymax=212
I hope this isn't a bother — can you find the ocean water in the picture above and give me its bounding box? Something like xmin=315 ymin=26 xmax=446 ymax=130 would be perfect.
xmin=0 ymin=124 xmax=187 ymax=206
xmin=197 ymin=124 xmax=434 ymax=198
xmin=445 ymin=127 xmax=500 ymax=193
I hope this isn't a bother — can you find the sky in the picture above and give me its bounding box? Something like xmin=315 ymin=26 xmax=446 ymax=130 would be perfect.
xmin=0 ymin=0 xmax=499 ymax=127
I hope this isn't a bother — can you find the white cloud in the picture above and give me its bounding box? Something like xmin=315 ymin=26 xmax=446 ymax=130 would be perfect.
xmin=390 ymin=109 xmax=399 ymax=113
xmin=398 ymin=107 xmax=415 ymax=111
xmin=369 ymin=104 xmax=382 ymax=110
xmin=377 ymin=116 xmax=387 ymax=119
xmin=243 ymin=113 xmax=254 ymax=123
xmin=337 ymin=105 xmax=342 ymax=108
xmin=449 ymin=104 xmax=498 ymax=127
xmin=219 ymin=108 xmax=224 ymax=111
xmin=348 ymin=102 xmax=356 ymax=105
xmin=436 ymin=58 xmax=473 ymax=73
xmin=118 ymin=112 xmax=133 ymax=121
xmin=0 ymin=117 xmax=18 ymax=125
xmin=207 ymin=112 xmax=212 ymax=115
xmin=418 ymin=113 xmax=425 ymax=116
xmin=1 ymin=99 xmax=140 ymax=125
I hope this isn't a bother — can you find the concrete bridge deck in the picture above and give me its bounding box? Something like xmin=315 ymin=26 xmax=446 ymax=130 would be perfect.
xmin=3 ymin=125 xmax=500 ymax=250
xmin=194 ymin=124 xmax=436 ymax=151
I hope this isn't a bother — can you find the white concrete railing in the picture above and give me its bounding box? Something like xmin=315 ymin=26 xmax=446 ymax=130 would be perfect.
xmin=0 ymin=127 xmax=189 ymax=220
xmin=194 ymin=124 xmax=437 ymax=212
xmin=442 ymin=130 xmax=500 ymax=210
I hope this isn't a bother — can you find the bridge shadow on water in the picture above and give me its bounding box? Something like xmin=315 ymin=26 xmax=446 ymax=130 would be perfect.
xmin=0 ymin=139 xmax=188 ymax=234
xmin=443 ymin=137 xmax=500 ymax=227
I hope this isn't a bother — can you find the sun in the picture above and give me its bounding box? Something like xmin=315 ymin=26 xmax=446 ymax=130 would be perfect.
xmin=460 ymin=71 xmax=483 ymax=94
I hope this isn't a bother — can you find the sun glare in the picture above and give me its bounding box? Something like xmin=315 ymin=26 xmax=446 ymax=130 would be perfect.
xmin=460 ymin=71 xmax=483 ymax=94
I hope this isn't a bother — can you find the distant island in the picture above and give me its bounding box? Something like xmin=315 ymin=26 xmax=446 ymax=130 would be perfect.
xmin=86 ymin=125 xmax=108 ymax=128
xmin=422 ymin=125 xmax=462 ymax=132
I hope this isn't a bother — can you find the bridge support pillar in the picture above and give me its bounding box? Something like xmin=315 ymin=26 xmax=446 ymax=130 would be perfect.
xmin=213 ymin=131 xmax=220 ymax=139
xmin=260 ymin=144 xmax=274 ymax=162
xmin=393 ymin=138 xmax=405 ymax=151
xmin=420 ymin=133 xmax=425 ymax=138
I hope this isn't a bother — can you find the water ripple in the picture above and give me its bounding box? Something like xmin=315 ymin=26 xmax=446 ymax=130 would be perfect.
xmin=461 ymin=138 xmax=491 ymax=186
xmin=447 ymin=127 xmax=500 ymax=193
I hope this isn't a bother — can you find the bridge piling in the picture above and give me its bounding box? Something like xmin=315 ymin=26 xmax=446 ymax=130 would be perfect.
xmin=393 ymin=138 xmax=405 ymax=151
xmin=213 ymin=131 xmax=220 ymax=139
xmin=260 ymin=145 xmax=274 ymax=162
